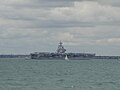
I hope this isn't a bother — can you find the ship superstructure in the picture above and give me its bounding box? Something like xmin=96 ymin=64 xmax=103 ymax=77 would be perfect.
xmin=30 ymin=42 xmax=96 ymax=60
xmin=57 ymin=42 xmax=66 ymax=54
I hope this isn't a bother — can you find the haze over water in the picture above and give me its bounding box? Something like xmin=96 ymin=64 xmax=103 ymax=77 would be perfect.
xmin=0 ymin=58 xmax=120 ymax=90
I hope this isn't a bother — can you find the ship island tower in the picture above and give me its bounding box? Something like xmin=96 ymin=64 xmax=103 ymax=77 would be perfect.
xmin=57 ymin=42 xmax=66 ymax=54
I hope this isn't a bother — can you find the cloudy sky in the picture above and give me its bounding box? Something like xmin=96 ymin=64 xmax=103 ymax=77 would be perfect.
xmin=0 ymin=0 xmax=120 ymax=55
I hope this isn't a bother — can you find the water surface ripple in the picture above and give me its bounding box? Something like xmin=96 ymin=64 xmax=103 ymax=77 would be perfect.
xmin=0 ymin=58 xmax=120 ymax=90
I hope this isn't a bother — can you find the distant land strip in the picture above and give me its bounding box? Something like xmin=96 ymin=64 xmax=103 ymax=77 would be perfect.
xmin=0 ymin=55 xmax=120 ymax=60
xmin=0 ymin=55 xmax=29 ymax=58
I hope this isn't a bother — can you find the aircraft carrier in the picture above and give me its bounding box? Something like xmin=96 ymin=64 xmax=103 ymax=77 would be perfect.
xmin=30 ymin=42 xmax=96 ymax=60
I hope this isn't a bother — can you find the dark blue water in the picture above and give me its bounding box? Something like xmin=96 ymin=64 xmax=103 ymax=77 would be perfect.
xmin=0 ymin=58 xmax=120 ymax=90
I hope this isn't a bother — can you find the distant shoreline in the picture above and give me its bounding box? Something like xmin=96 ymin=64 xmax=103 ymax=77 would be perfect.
xmin=0 ymin=54 xmax=120 ymax=60
xmin=0 ymin=55 xmax=29 ymax=58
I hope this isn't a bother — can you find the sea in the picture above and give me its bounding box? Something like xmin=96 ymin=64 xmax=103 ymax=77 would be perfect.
xmin=0 ymin=58 xmax=120 ymax=90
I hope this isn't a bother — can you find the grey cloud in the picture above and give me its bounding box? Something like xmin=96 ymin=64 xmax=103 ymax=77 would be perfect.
xmin=2 ymin=0 xmax=120 ymax=28
xmin=96 ymin=0 xmax=120 ymax=6
xmin=22 ymin=20 xmax=95 ymax=28
xmin=10 ymin=0 xmax=79 ymax=8
xmin=0 ymin=0 xmax=120 ymax=55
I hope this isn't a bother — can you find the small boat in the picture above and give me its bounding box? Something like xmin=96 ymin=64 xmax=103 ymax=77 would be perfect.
xmin=65 ymin=55 xmax=69 ymax=60
xmin=25 ymin=56 xmax=30 ymax=60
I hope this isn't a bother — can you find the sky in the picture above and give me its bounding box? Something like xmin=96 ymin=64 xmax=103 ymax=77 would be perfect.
xmin=0 ymin=0 xmax=120 ymax=55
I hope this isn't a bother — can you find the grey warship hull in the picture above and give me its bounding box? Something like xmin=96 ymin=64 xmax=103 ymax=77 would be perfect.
xmin=30 ymin=53 xmax=120 ymax=60
xmin=30 ymin=42 xmax=96 ymax=60
xmin=30 ymin=52 xmax=95 ymax=60
xmin=30 ymin=42 xmax=120 ymax=60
